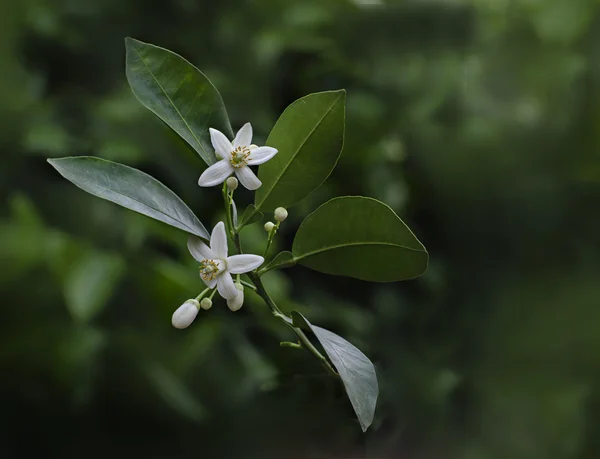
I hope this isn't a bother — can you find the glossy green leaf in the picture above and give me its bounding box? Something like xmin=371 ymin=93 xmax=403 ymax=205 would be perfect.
xmin=238 ymin=204 xmax=263 ymax=229
xmin=261 ymin=251 xmax=295 ymax=273
xmin=48 ymin=157 xmax=210 ymax=239
xmin=254 ymin=90 xmax=345 ymax=212
xmin=125 ymin=37 xmax=232 ymax=165
xmin=291 ymin=312 xmax=378 ymax=432
xmin=292 ymin=196 xmax=428 ymax=282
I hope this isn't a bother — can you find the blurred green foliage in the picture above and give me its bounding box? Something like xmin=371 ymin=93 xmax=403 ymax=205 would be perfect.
xmin=1 ymin=0 xmax=600 ymax=458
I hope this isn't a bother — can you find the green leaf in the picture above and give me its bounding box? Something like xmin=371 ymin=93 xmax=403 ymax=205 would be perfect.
xmin=291 ymin=312 xmax=378 ymax=432
xmin=255 ymin=90 xmax=345 ymax=212
xmin=261 ymin=251 xmax=295 ymax=273
xmin=292 ymin=196 xmax=428 ymax=282
xmin=238 ymin=204 xmax=264 ymax=229
xmin=64 ymin=250 xmax=125 ymax=324
xmin=125 ymin=37 xmax=232 ymax=165
xmin=48 ymin=156 xmax=210 ymax=239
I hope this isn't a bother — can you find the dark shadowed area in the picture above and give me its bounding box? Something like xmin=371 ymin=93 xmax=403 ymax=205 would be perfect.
xmin=1 ymin=0 xmax=600 ymax=458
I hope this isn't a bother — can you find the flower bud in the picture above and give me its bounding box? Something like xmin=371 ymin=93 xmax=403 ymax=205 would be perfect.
xmin=172 ymin=299 xmax=200 ymax=329
xmin=226 ymin=176 xmax=238 ymax=190
xmin=200 ymin=297 xmax=213 ymax=310
xmin=264 ymin=221 xmax=275 ymax=232
xmin=249 ymin=144 xmax=258 ymax=150
xmin=274 ymin=207 xmax=288 ymax=222
xmin=226 ymin=283 xmax=244 ymax=312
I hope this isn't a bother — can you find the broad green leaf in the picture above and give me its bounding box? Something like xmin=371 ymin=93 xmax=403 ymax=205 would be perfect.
xmin=64 ymin=250 xmax=125 ymax=324
xmin=261 ymin=251 xmax=295 ymax=273
xmin=292 ymin=196 xmax=428 ymax=282
xmin=255 ymin=90 xmax=345 ymax=212
xmin=292 ymin=312 xmax=378 ymax=432
xmin=48 ymin=157 xmax=210 ymax=239
xmin=125 ymin=37 xmax=232 ymax=165
xmin=238 ymin=204 xmax=264 ymax=229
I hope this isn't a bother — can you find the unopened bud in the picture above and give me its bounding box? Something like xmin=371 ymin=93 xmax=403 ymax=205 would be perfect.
xmin=200 ymin=297 xmax=213 ymax=310
xmin=172 ymin=299 xmax=200 ymax=329
xmin=227 ymin=283 xmax=244 ymax=312
xmin=274 ymin=207 xmax=288 ymax=222
xmin=264 ymin=221 xmax=275 ymax=232
xmin=226 ymin=176 xmax=238 ymax=190
xmin=249 ymin=144 xmax=258 ymax=150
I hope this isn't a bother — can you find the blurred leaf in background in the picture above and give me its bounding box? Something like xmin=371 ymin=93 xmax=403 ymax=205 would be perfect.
xmin=1 ymin=0 xmax=600 ymax=458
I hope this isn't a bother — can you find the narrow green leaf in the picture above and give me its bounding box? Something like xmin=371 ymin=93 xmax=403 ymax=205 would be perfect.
xmin=291 ymin=312 xmax=378 ymax=432
xmin=48 ymin=156 xmax=210 ymax=239
xmin=125 ymin=37 xmax=232 ymax=165
xmin=255 ymin=90 xmax=346 ymax=212
xmin=292 ymin=196 xmax=428 ymax=282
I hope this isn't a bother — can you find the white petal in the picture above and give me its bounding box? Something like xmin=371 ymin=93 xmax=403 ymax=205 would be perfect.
xmin=247 ymin=147 xmax=278 ymax=165
xmin=217 ymin=272 xmax=238 ymax=300
xmin=198 ymin=160 xmax=234 ymax=187
xmin=187 ymin=236 xmax=214 ymax=261
xmin=226 ymin=284 xmax=244 ymax=312
xmin=226 ymin=254 xmax=264 ymax=274
xmin=235 ymin=166 xmax=262 ymax=190
xmin=201 ymin=276 xmax=217 ymax=289
xmin=172 ymin=300 xmax=199 ymax=329
xmin=210 ymin=221 xmax=228 ymax=259
xmin=209 ymin=128 xmax=233 ymax=159
xmin=233 ymin=122 xmax=252 ymax=148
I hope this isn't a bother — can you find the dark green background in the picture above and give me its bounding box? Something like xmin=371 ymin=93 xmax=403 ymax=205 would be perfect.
xmin=2 ymin=0 xmax=600 ymax=458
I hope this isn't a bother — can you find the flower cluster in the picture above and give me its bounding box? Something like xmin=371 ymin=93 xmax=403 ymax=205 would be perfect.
xmin=173 ymin=123 xmax=277 ymax=328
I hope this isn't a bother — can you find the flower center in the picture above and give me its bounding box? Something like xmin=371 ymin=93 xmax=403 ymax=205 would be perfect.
xmin=199 ymin=259 xmax=221 ymax=281
xmin=230 ymin=146 xmax=251 ymax=168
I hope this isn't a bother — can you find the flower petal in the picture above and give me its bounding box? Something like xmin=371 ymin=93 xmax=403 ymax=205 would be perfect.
xmin=247 ymin=146 xmax=278 ymax=166
xmin=172 ymin=300 xmax=199 ymax=329
xmin=217 ymin=272 xmax=238 ymax=300
xmin=198 ymin=160 xmax=234 ymax=187
xmin=235 ymin=166 xmax=262 ymax=190
xmin=233 ymin=122 xmax=252 ymax=148
xmin=201 ymin=276 xmax=217 ymax=289
xmin=226 ymin=284 xmax=244 ymax=312
xmin=210 ymin=221 xmax=228 ymax=259
xmin=209 ymin=128 xmax=233 ymax=159
xmin=187 ymin=236 xmax=214 ymax=261
xmin=226 ymin=254 xmax=264 ymax=274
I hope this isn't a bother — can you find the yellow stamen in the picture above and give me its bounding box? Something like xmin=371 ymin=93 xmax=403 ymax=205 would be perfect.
xmin=199 ymin=259 xmax=220 ymax=281
xmin=230 ymin=146 xmax=251 ymax=168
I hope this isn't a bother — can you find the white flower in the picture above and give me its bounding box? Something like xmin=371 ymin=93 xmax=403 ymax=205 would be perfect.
xmin=198 ymin=123 xmax=278 ymax=190
xmin=172 ymin=299 xmax=200 ymax=329
xmin=227 ymin=283 xmax=244 ymax=312
xmin=188 ymin=221 xmax=264 ymax=300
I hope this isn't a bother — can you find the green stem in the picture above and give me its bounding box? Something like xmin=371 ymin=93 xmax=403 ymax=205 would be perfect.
xmin=240 ymin=279 xmax=257 ymax=291
xmin=194 ymin=287 xmax=211 ymax=301
xmin=229 ymin=203 xmax=338 ymax=378
xmin=246 ymin=266 xmax=338 ymax=378
xmin=263 ymin=221 xmax=280 ymax=258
